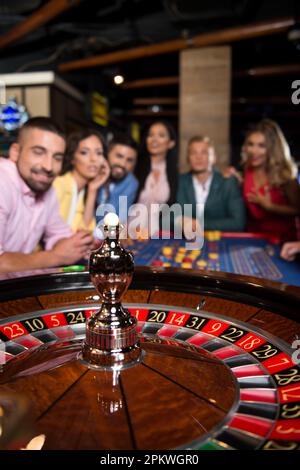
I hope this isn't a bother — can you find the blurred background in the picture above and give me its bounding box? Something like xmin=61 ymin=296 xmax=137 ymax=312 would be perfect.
xmin=0 ymin=0 xmax=299 ymax=171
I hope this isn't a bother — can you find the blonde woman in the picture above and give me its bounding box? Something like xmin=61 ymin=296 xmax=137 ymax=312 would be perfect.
xmin=239 ymin=119 xmax=300 ymax=241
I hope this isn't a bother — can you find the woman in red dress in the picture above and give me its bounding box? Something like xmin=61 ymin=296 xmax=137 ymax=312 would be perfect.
xmin=239 ymin=119 xmax=300 ymax=242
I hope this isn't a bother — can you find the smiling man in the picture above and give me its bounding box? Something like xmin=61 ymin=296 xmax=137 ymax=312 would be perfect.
xmin=0 ymin=117 xmax=93 ymax=273
xmin=96 ymin=133 xmax=138 ymax=224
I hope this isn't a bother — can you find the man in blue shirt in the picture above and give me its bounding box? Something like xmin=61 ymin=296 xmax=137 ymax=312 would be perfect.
xmin=96 ymin=134 xmax=138 ymax=224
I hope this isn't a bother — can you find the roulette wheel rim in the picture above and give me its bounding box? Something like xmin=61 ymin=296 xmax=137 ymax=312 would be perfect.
xmin=0 ymin=266 xmax=299 ymax=320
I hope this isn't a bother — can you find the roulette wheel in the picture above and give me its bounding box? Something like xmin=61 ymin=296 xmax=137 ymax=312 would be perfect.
xmin=0 ymin=215 xmax=300 ymax=451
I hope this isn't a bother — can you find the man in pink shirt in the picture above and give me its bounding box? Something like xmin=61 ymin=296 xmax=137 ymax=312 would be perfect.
xmin=0 ymin=117 xmax=93 ymax=273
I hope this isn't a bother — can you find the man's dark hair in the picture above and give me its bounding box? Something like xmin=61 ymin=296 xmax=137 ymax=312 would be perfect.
xmin=109 ymin=132 xmax=138 ymax=152
xmin=18 ymin=117 xmax=65 ymax=142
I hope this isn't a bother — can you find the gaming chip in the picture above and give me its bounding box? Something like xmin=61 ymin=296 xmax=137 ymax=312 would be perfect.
xmin=182 ymin=262 xmax=192 ymax=269
xmin=208 ymin=253 xmax=219 ymax=260
xmin=206 ymin=232 xmax=214 ymax=241
xmin=151 ymin=260 xmax=164 ymax=267
xmin=213 ymin=231 xmax=221 ymax=241
xmin=162 ymin=247 xmax=173 ymax=256
xmin=197 ymin=260 xmax=207 ymax=267
xmin=62 ymin=265 xmax=85 ymax=272
xmin=178 ymin=247 xmax=186 ymax=253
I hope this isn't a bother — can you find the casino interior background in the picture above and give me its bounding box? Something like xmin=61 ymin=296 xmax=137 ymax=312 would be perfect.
xmin=1 ymin=0 xmax=300 ymax=453
xmin=0 ymin=0 xmax=299 ymax=168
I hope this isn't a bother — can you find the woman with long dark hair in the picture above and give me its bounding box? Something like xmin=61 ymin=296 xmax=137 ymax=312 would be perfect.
xmin=53 ymin=128 xmax=110 ymax=231
xmin=135 ymin=121 xmax=178 ymax=235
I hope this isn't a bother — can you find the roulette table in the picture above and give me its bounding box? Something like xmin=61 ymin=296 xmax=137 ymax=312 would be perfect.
xmin=129 ymin=232 xmax=300 ymax=287
xmin=0 ymin=266 xmax=300 ymax=451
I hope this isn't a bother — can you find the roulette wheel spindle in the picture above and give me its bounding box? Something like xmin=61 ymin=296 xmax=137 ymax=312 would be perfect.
xmin=81 ymin=213 xmax=142 ymax=369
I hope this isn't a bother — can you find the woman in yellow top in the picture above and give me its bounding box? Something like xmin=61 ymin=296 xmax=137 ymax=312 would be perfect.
xmin=53 ymin=129 xmax=110 ymax=231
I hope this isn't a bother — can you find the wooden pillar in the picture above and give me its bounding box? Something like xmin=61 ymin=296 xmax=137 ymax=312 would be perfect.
xmin=179 ymin=46 xmax=231 ymax=172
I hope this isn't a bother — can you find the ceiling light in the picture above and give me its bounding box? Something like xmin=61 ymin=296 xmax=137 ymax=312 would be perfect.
xmin=151 ymin=105 xmax=161 ymax=113
xmin=114 ymin=75 xmax=124 ymax=85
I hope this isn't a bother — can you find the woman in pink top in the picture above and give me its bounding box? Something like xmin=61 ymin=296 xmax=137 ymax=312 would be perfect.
xmin=241 ymin=119 xmax=300 ymax=242
xmin=135 ymin=121 xmax=178 ymax=235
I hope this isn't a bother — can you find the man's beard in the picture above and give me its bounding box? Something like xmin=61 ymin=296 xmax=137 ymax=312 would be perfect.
xmin=22 ymin=168 xmax=55 ymax=193
xmin=110 ymin=165 xmax=127 ymax=182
